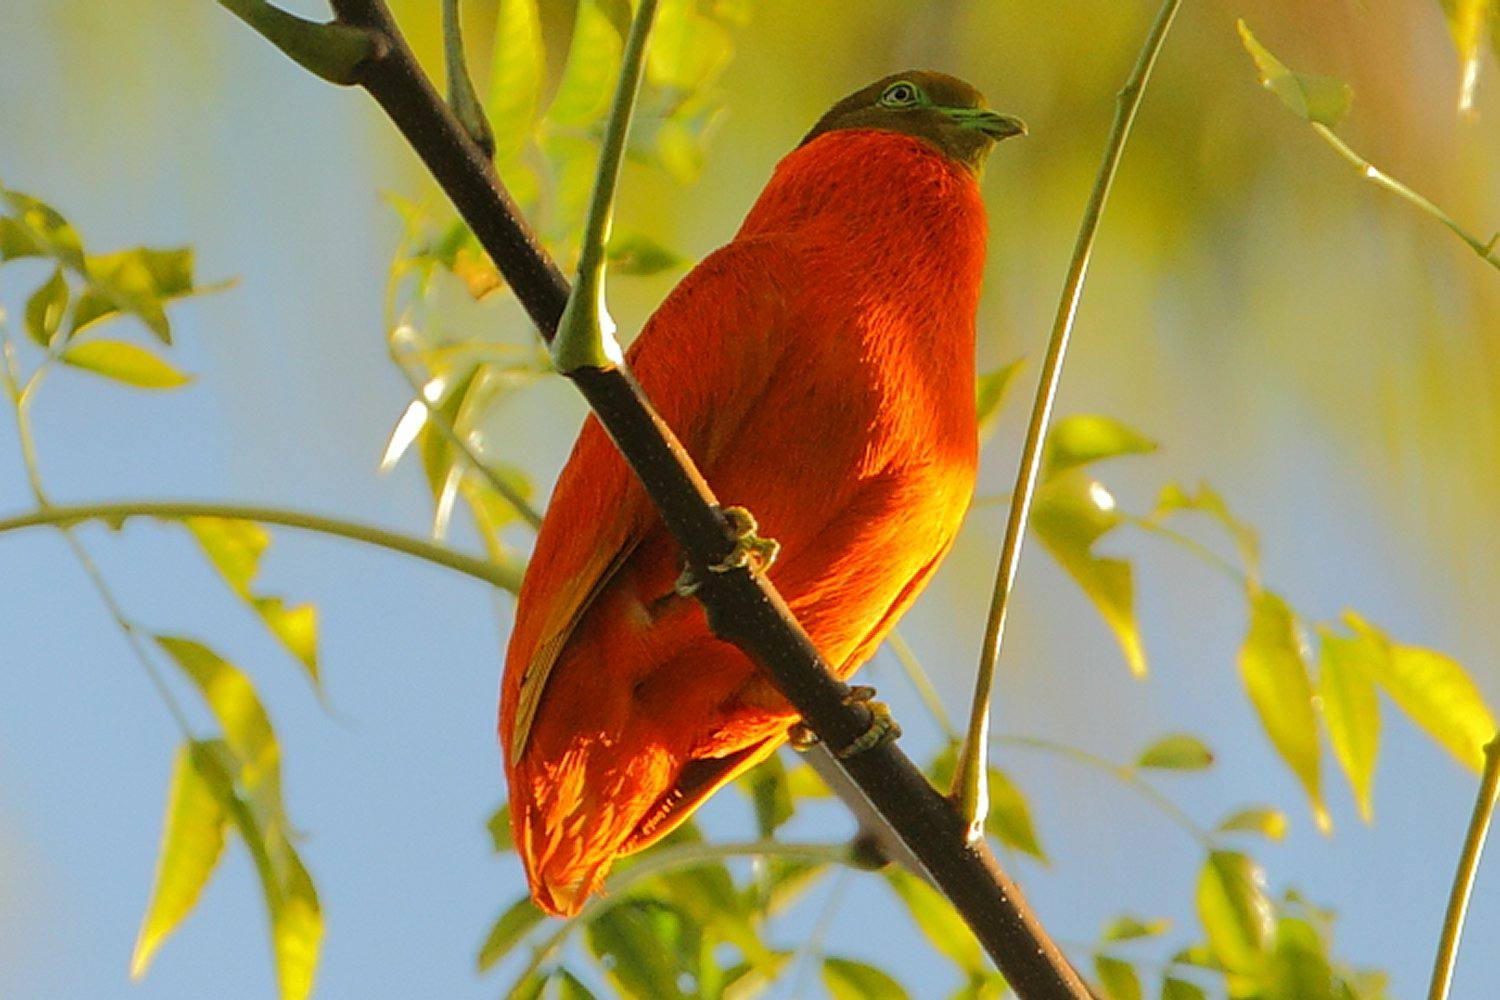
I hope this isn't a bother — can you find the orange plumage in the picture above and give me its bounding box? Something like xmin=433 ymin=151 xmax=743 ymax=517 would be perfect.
xmin=500 ymin=72 xmax=1021 ymax=915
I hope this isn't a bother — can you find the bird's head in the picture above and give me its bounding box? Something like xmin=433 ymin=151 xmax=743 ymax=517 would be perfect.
xmin=800 ymin=70 xmax=1026 ymax=174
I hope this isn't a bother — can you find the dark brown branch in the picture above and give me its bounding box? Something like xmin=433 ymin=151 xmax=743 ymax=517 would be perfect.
xmin=290 ymin=3 xmax=1090 ymax=995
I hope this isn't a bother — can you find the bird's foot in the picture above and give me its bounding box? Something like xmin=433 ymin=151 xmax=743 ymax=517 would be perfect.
xmin=674 ymin=505 xmax=780 ymax=597
xmin=785 ymin=686 xmax=902 ymax=758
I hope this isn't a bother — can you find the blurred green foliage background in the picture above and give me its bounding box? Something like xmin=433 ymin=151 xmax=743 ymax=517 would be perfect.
xmin=1 ymin=0 xmax=1497 ymax=998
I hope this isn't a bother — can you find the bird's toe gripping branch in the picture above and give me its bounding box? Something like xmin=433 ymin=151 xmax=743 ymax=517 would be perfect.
xmin=674 ymin=505 xmax=780 ymax=597
xmin=788 ymin=685 xmax=903 ymax=758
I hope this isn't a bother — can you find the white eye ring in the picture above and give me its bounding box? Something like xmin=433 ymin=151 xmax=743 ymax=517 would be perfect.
xmin=881 ymin=82 xmax=920 ymax=107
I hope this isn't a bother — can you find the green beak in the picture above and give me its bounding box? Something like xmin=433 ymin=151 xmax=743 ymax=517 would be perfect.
xmin=942 ymin=106 xmax=1027 ymax=140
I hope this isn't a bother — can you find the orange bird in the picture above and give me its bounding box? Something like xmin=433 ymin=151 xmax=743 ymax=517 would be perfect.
xmin=500 ymin=71 xmax=1025 ymax=915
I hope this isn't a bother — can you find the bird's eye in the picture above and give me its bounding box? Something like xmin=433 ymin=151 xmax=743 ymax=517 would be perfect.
xmin=879 ymin=81 xmax=921 ymax=108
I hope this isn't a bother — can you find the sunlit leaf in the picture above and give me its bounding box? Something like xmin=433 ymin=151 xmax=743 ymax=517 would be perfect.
xmin=1162 ymin=978 xmax=1209 ymax=1000
xmin=1033 ymin=470 xmax=1147 ymax=678
xmin=130 ymin=742 xmax=230 ymax=979
xmin=1265 ymin=916 xmax=1335 ymax=1000
xmin=1196 ymin=850 xmax=1273 ymax=975
xmin=547 ymin=2 xmax=621 ymax=127
xmin=948 ymin=975 xmax=1010 ymax=1000
xmin=926 ymin=745 xmax=1046 ymax=860
xmin=1102 ymin=914 xmax=1171 ymax=941
xmin=1215 ymin=807 xmax=1288 ymax=842
xmin=884 ymin=868 xmax=984 ymax=976
xmin=23 ymin=267 xmax=68 ymax=347
xmin=1042 ymin=414 xmax=1157 ymax=480
xmin=1094 ymin=955 xmax=1143 ymax=1000
xmin=59 ymin=339 xmax=192 ymax=389
xmin=185 ymin=518 xmax=320 ymax=686
xmin=1317 ymin=629 xmax=1381 ymax=821
xmin=476 ymin=895 xmax=545 ymax=971
xmin=1239 ymin=591 xmax=1327 ymax=832
xmin=1152 ymin=481 xmax=1261 ymax=576
xmin=535 ymin=0 xmax=580 ymax=112
xmin=1136 ymin=734 xmax=1215 ymax=771
xmin=760 ymin=858 xmax=829 ymax=916
xmin=606 ymin=231 xmax=685 ymax=275
xmin=784 ymin=762 xmax=831 ymax=799
xmin=822 ymin=956 xmax=910 ymax=1000
xmin=553 ymin=968 xmax=601 ymax=1000
xmin=648 ymin=0 xmax=733 ymax=93
xmin=487 ymin=0 xmax=544 ymax=164
xmin=975 ymin=357 xmax=1025 ymax=443
xmin=488 ymin=803 xmax=513 ymax=852
xmin=739 ymin=752 xmax=793 ymax=836
xmin=586 ymin=900 xmax=697 ymax=999
xmin=71 ymin=247 xmax=199 ymax=342
xmin=646 ymin=862 xmax=768 ymax=968
xmin=1237 ymin=20 xmax=1354 ymax=128
xmin=1345 ymin=613 xmax=1496 ymax=772
xmin=0 ymin=186 xmax=85 ymax=268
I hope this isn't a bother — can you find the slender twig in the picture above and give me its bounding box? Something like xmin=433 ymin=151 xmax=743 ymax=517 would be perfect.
xmin=953 ymin=0 xmax=1185 ymax=835
xmin=550 ymin=0 xmax=658 ymax=373
xmin=508 ymin=839 xmax=853 ymax=992
xmin=0 ymin=501 xmax=521 ymax=591
xmin=238 ymin=3 xmax=1092 ymax=992
xmin=1310 ymin=124 xmax=1500 ymax=272
xmin=886 ymin=629 xmax=958 ymax=741
xmin=1427 ymin=734 xmax=1500 ymax=1000
xmin=440 ymin=0 xmax=494 ymax=158
xmin=1126 ymin=516 xmax=1247 ymax=589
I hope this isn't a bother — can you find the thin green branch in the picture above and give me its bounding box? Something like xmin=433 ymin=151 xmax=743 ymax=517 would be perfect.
xmin=550 ymin=0 xmax=659 ymax=372
xmin=1427 ymin=733 xmax=1500 ymax=1000
xmin=217 ymin=0 xmax=382 ymax=85
xmin=995 ymin=734 xmax=1213 ymax=849
xmin=0 ymin=500 xmax=522 ymax=591
xmin=954 ymin=0 xmax=1185 ymax=835
xmin=440 ymin=0 xmax=495 ymax=159
xmin=1311 ymin=124 xmax=1500 ymax=272
xmin=1126 ymin=515 xmax=1248 ymax=590
xmin=509 ymin=839 xmax=853 ymax=991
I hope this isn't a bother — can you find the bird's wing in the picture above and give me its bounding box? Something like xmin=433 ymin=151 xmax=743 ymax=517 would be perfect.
xmin=502 ymin=238 xmax=797 ymax=762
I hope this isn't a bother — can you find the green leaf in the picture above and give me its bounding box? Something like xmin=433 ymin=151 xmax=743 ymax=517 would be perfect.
xmin=488 ymin=803 xmax=513 ymax=852
xmin=547 ymin=1 xmax=620 ymax=127
xmin=884 ymin=868 xmax=984 ymax=976
xmin=822 ymin=957 xmax=910 ymax=1000
xmin=1161 ymin=978 xmax=1208 ymax=1000
xmin=486 ymin=0 xmax=544 ymax=163
xmin=1239 ymin=591 xmax=1328 ymax=832
xmin=23 ymin=267 xmax=68 ymax=347
xmin=130 ymin=742 xmax=231 ymax=979
xmin=1042 ymin=414 xmax=1157 ymax=480
xmin=783 ymin=762 xmax=830 ymax=799
xmin=1316 ymin=629 xmax=1381 ymax=821
xmin=71 ymin=247 xmax=199 ymax=343
xmin=948 ymin=975 xmax=1010 ymax=1000
xmin=1196 ymin=850 xmax=1273 ymax=975
xmin=553 ymin=968 xmax=601 ymax=1000
xmin=1345 ymin=613 xmax=1496 ymax=772
xmin=1032 ymin=470 xmax=1147 ymax=678
xmin=1215 ymin=807 xmax=1288 ymax=842
xmin=0 ymin=186 xmax=85 ymax=268
xmin=535 ymin=0 xmax=580 ymax=112
xmin=606 ymin=231 xmax=685 ymax=275
xmin=1237 ymin=20 xmax=1354 ymax=128
xmin=1442 ymin=0 xmax=1495 ymax=109
xmin=59 ymin=339 xmax=192 ymax=389
xmin=586 ymin=900 xmax=697 ymax=999
xmin=1094 ymin=955 xmax=1143 ymax=1000
xmin=648 ymin=0 xmax=734 ymax=93
xmin=476 ymin=896 xmax=545 ymax=971
xmin=1136 ymin=734 xmax=1215 ymax=771
xmin=974 ymin=358 xmax=1025 ymax=443
xmin=739 ymin=752 xmax=793 ymax=836
xmin=1102 ymin=914 xmax=1171 ymax=941
xmin=1265 ymin=916 xmax=1335 ymax=1000
xmin=1152 ymin=481 xmax=1261 ymax=578
xmin=986 ymin=767 xmax=1047 ymax=861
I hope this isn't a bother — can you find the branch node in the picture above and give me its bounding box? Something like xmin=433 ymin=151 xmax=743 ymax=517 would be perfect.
xmin=219 ymin=0 xmax=384 ymax=86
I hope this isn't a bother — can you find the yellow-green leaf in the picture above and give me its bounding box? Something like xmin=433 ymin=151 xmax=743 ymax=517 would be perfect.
xmin=1215 ymin=807 xmax=1288 ymax=842
xmin=60 ymin=339 xmax=192 ymax=389
xmin=822 ymin=957 xmax=910 ymax=1000
xmin=1196 ymin=850 xmax=1273 ymax=975
xmin=1152 ymin=481 xmax=1261 ymax=578
xmin=487 ymin=803 xmax=513 ymax=852
xmin=1136 ymin=734 xmax=1215 ymax=771
xmin=1102 ymin=914 xmax=1171 ymax=941
xmin=1094 ymin=955 xmax=1142 ymax=1000
xmin=1162 ymin=978 xmax=1208 ymax=1000
xmin=1266 ymin=916 xmax=1335 ymax=1000
xmin=975 ymin=358 xmax=1025 ymax=443
xmin=986 ymin=767 xmax=1047 ymax=861
xmin=130 ymin=742 xmax=231 ymax=979
xmin=1033 ymin=471 xmax=1147 ymax=678
xmin=0 ymin=186 xmax=85 ymax=268
xmin=606 ymin=231 xmax=685 ymax=275
xmin=884 ymin=868 xmax=984 ymax=976
xmin=486 ymin=0 xmax=544 ymax=162
xmin=1237 ymin=20 xmax=1354 ymax=128
xmin=648 ymin=0 xmax=733 ymax=93
xmin=477 ymin=896 xmax=545 ymax=971
xmin=71 ymin=247 xmax=197 ymax=342
xmin=1317 ymin=629 xmax=1381 ymax=821
xmin=1346 ymin=613 xmax=1496 ymax=772
xmin=1239 ymin=591 xmax=1327 ymax=832
xmin=24 ymin=267 xmax=68 ymax=347
xmin=1042 ymin=414 xmax=1157 ymax=480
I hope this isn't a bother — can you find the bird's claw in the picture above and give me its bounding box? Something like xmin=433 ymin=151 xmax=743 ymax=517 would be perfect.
xmin=674 ymin=505 xmax=780 ymax=597
xmin=785 ymin=686 xmax=902 ymax=759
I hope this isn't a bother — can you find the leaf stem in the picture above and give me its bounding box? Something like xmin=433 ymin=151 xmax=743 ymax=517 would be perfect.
xmin=440 ymin=0 xmax=495 ymax=159
xmin=549 ymin=0 xmax=658 ymax=373
xmin=217 ymin=0 xmax=382 ymax=85
xmin=508 ymin=839 xmax=852 ymax=991
xmin=1427 ymin=733 xmax=1500 ymax=1000
xmin=954 ymin=0 xmax=1185 ymax=835
xmin=1310 ymin=124 xmax=1500 ymax=272
xmin=0 ymin=500 xmax=522 ymax=591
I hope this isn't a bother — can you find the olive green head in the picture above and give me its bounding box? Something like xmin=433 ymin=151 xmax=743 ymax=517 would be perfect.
xmin=800 ymin=70 xmax=1026 ymax=173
